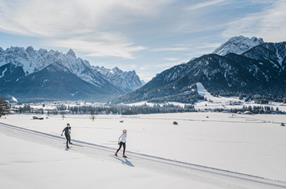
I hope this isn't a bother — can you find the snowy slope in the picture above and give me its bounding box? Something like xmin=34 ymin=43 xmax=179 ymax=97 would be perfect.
xmin=213 ymin=36 xmax=264 ymax=55
xmin=0 ymin=121 xmax=285 ymax=189
xmin=196 ymin=82 xmax=242 ymax=104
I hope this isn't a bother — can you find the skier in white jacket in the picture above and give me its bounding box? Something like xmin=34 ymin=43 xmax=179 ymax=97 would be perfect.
xmin=115 ymin=129 xmax=127 ymax=158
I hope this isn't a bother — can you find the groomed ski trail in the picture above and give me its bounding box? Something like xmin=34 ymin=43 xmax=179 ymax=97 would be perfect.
xmin=0 ymin=122 xmax=285 ymax=189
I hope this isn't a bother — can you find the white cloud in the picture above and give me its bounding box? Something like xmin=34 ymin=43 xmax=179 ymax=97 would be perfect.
xmin=222 ymin=0 xmax=286 ymax=41
xmin=0 ymin=0 xmax=169 ymax=37
xmin=185 ymin=0 xmax=226 ymax=11
xmin=0 ymin=0 xmax=170 ymax=58
xmin=51 ymin=37 xmax=145 ymax=59
xmin=151 ymin=47 xmax=190 ymax=52
xmin=164 ymin=57 xmax=181 ymax=61
xmin=152 ymin=42 xmax=220 ymax=56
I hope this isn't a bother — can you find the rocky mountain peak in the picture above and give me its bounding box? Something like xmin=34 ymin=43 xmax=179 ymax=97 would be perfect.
xmin=213 ymin=35 xmax=264 ymax=56
xmin=66 ymin=49 xmax=76 ymax=57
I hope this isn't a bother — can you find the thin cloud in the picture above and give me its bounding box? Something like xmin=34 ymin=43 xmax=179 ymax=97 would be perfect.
xmin=49 ymin=34 xmax=146 ymax=59
xmin=49 ymin=32 xmax=146 ymax=59
xmin=185 ymin=0 xmax=226 ymax=11
xmin=222 ymin=0 xmax=285 ymax=41
xmin=151 ymin=47 xmax=190 ymax=52
xmin=164 ymin=57 xmax=181 ymax=61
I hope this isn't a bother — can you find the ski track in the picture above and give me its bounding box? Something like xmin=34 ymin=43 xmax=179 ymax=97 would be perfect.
xmin=0 ymin=122 xmax=285 ymax=189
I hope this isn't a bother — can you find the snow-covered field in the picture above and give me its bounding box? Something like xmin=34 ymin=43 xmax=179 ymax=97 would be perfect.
xmin=1 ymin=121 xmax=284 ymax=189
xmin=0 ymin=112 xmax=285 ymax=184
xmin=0 ymin=128 xmax=205 ymax=189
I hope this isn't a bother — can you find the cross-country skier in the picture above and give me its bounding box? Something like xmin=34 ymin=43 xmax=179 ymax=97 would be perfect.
xmin=115 ymin=129 xmax=127 ymax=158
xmin=61 ymin=123 xmax=72 ymax=149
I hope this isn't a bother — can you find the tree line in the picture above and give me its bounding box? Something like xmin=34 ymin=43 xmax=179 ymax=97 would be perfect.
xmin=15 ymin=104 xmax=196 ymax=115
xmin=4 ymin=100 xmax=285 ymax=116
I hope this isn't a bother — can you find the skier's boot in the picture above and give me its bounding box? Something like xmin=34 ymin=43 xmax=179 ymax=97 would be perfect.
xmin=115 ymin=153 xmax=118 ymax=157
xmin=123 ymin=155 xmax=127 ymax=158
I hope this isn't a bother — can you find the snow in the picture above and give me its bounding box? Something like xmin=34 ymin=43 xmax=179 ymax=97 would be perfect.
xmin=125 ymin=101 xmax=155 ymax=106
xmin=1 ymin=120 xmax=284 ymax=189
xmin=124 ymin=101 xmax=188 ymax=108
xmin=166 ymin=101 xmax=187 ymax=107
xmin=276 ymin=46 xmax=284 ymax=67
xmin=196 ymin=82 xmax=211 ymax=97
xmin=11 ymin=96 xmax=18 ymax=103
xmin=0 ymin=67 xmax=7 ymax=78
xmin=0 ymin=112 xmax=285 ymax=182
xmin=213 ymin=36 xmax=264 ymax=56
xmin=13 ymin=101 xmax=107 ymax=111
xmin=0 ymin=129 xmax=198 ymax=189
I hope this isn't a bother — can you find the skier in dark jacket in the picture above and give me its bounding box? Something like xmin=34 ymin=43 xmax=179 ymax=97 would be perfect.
xmin=61 ymin=123 xmax=72 ymax=149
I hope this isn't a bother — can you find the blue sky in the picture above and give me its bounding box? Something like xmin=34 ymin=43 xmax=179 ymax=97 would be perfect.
xmin=0 ymin=0 xmax=285 ymax=81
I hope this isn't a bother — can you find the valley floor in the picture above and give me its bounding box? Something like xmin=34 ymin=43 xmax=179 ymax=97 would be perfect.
xmin=0 ymin=112 xmax=285 ymax=188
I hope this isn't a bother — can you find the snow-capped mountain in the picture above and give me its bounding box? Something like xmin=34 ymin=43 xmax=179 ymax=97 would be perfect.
xmin=0 ymin=47 xmax=112 ymax=87
xmin=213 ymin=36 xmax=264 ymax=56
xmin=0 ymin=63 xmax=119 ymax=101
xmin=0 ymin=46 xmax=49 ymax=75
xmin=93 ymin=66 xmax=143 ymax=92
xmin=116 ymin=38 xmax=285 ymax=104
xmin=0 ymin=46 xmax=143 ymax=101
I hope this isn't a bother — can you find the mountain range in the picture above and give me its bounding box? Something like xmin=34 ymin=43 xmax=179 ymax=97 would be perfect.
xmin=116 ymin=36 xmax=286 ymax=103
xmin=0 ymin=47 xmax=143 ymax=102
xmin=0 ymin=36 xmax=285 ymax=103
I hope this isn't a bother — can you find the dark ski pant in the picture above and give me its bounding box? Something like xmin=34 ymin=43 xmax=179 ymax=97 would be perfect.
xmin=116 ymin=142 xmax=126 ymax=155
xmin=65 ymin=134 xmax=71 ymax=148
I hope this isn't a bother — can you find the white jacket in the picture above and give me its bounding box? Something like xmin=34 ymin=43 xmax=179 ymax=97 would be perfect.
xmin=118 ymin=133 xmax=127 ymax=143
